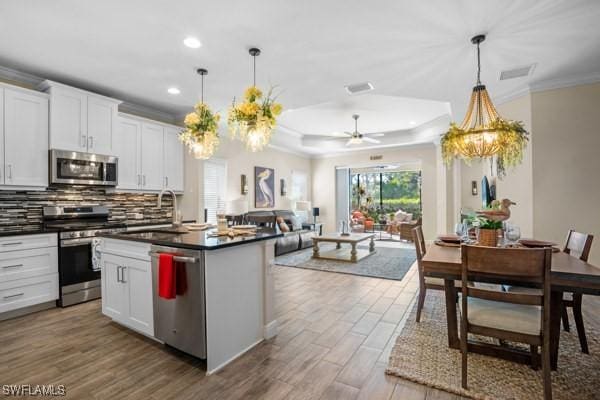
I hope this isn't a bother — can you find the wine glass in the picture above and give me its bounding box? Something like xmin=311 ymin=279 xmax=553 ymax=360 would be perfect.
xmin=454 ymin=223 xmax=464 ymax=239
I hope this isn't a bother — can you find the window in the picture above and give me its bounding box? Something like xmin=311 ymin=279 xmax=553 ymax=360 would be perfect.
xmin=203 ymin=159 xmax=227 ymax=224
xmin=290 ymin=170 xmax=308 ymax=201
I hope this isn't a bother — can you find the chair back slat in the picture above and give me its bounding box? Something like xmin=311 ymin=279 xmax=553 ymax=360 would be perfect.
xmin=467 ymin=286 xmax=542 ymax=306
xmin=461 ymin=245 xmax=548 ymax=281
xmin=563 ymin=230 xmax=594 ymax=262
xmin=412 ymin=226 xmax=426 ymax=263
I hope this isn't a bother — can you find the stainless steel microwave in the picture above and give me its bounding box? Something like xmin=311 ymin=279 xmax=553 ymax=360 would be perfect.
xmin=50 ymin=149 xmax=118 ymax=186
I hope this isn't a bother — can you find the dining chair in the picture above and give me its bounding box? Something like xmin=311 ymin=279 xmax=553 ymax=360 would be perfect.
xmin=413 ymin=226 xmax=456 ymax=322
xmin=561 ymin=230 xmax=594 ymax=353
xmin=460 ymin=245 xmax=553 ymax=400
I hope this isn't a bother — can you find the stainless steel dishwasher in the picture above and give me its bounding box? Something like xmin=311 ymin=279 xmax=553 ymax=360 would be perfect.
xmin=149 ymin=244 xmax=206 ymax=359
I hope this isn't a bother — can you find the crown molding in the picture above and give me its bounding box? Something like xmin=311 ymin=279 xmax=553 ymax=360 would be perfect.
xmin=267 ymin=143 xmax=312 ymax=159
xmin=119 ymin=102 xmax=179 ymax=125
xmin=529 ymin=71 xmax=600 ymax=93
xmin=0 ymin=65 xmax=43 ymax=89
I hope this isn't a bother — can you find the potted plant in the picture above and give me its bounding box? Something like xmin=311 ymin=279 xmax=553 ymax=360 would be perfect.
xmin=475 ymin=218 xmax=503 ymax=247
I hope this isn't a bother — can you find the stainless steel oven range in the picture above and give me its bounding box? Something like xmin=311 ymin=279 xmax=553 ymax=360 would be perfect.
xmin=43 ymin=205 xmax=125 ymax=307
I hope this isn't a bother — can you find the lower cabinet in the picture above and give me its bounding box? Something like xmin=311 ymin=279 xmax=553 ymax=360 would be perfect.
xmin=101 ymin=252 xmax=154 ymax=337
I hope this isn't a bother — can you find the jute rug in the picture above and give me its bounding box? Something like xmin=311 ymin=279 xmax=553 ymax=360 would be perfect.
xmin=274 ymin=243 xmax=416 ymax=280
xmin=386 ymin=291 xmax=600 ymax=399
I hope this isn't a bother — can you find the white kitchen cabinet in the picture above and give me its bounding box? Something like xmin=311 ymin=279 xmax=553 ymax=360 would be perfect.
xmin=87 ymin=95 xmax=118 ymax=155
xmin=115 ymin=117 xmax=142 ymax=190
xmin=0 ymin=233 xmax=58 ymax=316
xmin=163 ymin=126 xmax=184 ymax=192
xmin=40 ymin=81 xmax=120 ymax=155
xmin=3 ymin=88 xmax=49 ymax=187
xmin=100 ymin=250 xmax=154 ymax=337
xmin=140 ymin=122 xmax=165 ymax=191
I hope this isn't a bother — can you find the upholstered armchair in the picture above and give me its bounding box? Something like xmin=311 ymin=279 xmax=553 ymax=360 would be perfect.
xmin=387 ymin=209 xmax=422 ymax=241
xmin=350 ymin=210 xmax=366 ymax=233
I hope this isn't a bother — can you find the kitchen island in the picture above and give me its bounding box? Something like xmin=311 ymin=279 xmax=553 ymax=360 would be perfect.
xmin=97 ymin=227 xmax=282 ymax=374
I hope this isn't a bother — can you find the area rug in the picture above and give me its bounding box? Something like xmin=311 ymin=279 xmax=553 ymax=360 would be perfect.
xmin=274 ymin=243 xmax=416 ymax=280
xmin=386 ymin=291 xmax=600 ymax=399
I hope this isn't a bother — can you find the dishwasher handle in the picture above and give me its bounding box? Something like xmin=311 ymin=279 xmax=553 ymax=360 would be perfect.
xmin=148 ymin=252 xmax=199 ymax=264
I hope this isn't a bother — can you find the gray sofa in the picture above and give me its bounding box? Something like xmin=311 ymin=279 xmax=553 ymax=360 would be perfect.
xmin=245 ymin=210 xmax=316 ymax=256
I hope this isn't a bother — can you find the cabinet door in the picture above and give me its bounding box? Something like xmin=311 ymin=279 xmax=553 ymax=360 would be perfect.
xmin=4 ymin=89 xmax=49 ymax=187
xmin=124 ymin=258 xmax=154 ymax=336
xmin=101 ymin=254 xmax=128 ymax=323
xmin=49 ymin=88 xmax=87 ymax=151
xmin=115 ymin=117 xmax=141 ymax=190
xmin=140 ymin=122 xmax=164 ymax=191
xmin=87 ymin=96 xmax=117 ymax=155
xmin=163 ymin=126 xmax=184 ymax=192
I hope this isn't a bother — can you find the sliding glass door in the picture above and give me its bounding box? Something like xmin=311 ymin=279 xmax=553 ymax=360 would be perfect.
xmin=350 ymin=169 xmax=422 ymax=222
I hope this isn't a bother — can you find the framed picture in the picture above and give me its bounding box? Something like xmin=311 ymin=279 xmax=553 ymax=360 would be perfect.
xmin=254 ymin=166 xmax=275 ymax=208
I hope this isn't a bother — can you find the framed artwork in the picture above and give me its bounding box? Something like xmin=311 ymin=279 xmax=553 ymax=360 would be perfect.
xmin=254 ymin=166 xmax=275 ymax=208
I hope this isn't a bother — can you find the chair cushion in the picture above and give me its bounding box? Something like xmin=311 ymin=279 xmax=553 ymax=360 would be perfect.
xmin=464 ymin=297 xmax=541 ymax=336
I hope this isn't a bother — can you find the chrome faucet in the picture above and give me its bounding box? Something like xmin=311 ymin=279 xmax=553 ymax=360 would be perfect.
xmin=158 ymin=189 xmax=187 ymax=231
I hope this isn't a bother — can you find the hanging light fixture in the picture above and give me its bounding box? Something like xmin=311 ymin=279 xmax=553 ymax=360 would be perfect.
xmin=228 ymin=48 xmax=283 ymax=152
xmin=441 ymin=34 xmax=528 ymax=177
xmin=180 ymin=68 xmax=220 ymax=159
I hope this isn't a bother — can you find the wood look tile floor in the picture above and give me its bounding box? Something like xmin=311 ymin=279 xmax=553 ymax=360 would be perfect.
xmin=0 ymin=262 xmax=468 ymax=400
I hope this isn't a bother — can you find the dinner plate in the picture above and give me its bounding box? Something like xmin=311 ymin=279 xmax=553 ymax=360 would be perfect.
xmin=437 ymin=234 xmax=461 ymax=244
xmin=235 ymin=225 xmax=257 ymax=229
xmin=519 ymin=239 xmax=557 ymax=248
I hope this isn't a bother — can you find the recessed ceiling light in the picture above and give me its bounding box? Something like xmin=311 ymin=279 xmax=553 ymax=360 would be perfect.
xmin=409 ymin=121 xmax=416 ymax=125
xmin=183 ymin=36 xmax=202 ymax=49
xmin=167 ymin=87 xmax=181 ymax=95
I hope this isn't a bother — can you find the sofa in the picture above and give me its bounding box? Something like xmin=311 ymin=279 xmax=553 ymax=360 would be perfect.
xmin=244 ymin=210 xmax=317 ymax=256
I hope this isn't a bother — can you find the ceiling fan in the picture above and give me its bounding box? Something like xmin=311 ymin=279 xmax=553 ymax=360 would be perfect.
xmin=343 ymin=114 xmax=382 ymax=145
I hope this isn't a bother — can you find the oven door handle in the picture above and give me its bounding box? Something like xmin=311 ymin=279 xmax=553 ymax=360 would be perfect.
xmin=61 ymin=238 xmax=94 ymax=247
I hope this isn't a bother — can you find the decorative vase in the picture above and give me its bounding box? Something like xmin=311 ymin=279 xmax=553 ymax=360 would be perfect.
xmin=478 ymin=228 xmax=499 ymax=247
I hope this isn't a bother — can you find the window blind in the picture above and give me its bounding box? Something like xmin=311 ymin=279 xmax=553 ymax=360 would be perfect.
xmin=203 ymin=160 xmax=227 ymax=224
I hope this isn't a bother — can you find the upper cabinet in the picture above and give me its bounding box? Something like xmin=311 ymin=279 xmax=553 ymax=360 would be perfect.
xmin=0 ymin=85 xmax=49 ymax=188
xmin=116 ymin=114 xmax=184 ymax=193
xmin=163 ymin=126 xmax=184 ymax=192
xmin=39 ymin=81 xmax=120 ymax=155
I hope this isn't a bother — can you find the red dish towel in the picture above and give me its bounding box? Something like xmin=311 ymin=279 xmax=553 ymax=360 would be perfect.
xmin=158 ymin=253 xmax=177 ymax=299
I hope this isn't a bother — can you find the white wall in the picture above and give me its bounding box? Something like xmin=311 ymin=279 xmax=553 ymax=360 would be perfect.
xmin=311 ymin=143 xmax=440 ymax=240
xmin=180 ymin=135 xmax=312 ymax=222
xmin=531 ymin=83 xmax=600 ymax=265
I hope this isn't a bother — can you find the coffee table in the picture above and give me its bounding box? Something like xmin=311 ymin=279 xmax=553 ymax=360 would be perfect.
xmin=312 ymin=232 xmax=375 ymax=263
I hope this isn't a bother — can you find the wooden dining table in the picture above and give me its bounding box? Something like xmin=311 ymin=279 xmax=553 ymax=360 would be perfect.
xmin=422 ymin=243 xmax=600 ymax=369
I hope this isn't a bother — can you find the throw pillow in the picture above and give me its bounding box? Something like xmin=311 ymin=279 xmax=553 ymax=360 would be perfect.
xmin=276 ymin=216 xmax=290 ymax=232
xmin=290 ymin=215 xmax=303 ymax=231
xmin=405 ymin=213 xmax=413 ymax=222
xmin=394 ymin=210 xmax=408 ymax=222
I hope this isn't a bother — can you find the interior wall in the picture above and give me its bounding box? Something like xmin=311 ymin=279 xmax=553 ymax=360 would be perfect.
xmin=531 ymin=83 xmax=600 ymax=264
xmin=180 ymin=136 xmax=312 ymax=222
xmin=311 ymin=144 xmax=439 ymax=240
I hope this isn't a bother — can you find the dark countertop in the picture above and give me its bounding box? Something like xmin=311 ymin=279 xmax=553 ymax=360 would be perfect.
xmin=98 ymin=228 xmax=283 ymax=251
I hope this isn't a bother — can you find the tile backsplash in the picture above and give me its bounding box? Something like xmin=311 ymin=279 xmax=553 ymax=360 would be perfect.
xmin=0 ymin=186 xmax=173 ymax=233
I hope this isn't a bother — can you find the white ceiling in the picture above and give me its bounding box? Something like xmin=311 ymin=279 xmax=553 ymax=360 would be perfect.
xmin=1 ymin=0 xmax=600 ymax=154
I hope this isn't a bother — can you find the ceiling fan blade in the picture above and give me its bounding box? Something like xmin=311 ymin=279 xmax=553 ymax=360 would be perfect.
xmin=364 ymin=132 xmax=385 ymax=137
xmin=362 ymin=137 xmax=381 ymax=144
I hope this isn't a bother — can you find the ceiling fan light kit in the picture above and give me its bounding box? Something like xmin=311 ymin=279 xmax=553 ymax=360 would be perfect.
xmin=344 ymin=114 xmax=381 ymax=146
xmin=441 ymin=34 xmax=529 ymax=177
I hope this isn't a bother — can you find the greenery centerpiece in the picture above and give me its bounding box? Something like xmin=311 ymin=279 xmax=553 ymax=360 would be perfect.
xmin=180 ymin=102 xmax=220 ymax=160
xmin=227 ymin=86 xmax=282 ymax=152
xmin=473 ymin=216 xmax=503 ymax=247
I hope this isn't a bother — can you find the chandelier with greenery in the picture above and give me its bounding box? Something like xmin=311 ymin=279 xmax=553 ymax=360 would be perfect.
xmin=180 ymin=68 xmax=220 ymax=159
xmin=228 ymin=48 xmax=282 ymax=152
xmin=441 ymin=34 xmax=529 ymax=177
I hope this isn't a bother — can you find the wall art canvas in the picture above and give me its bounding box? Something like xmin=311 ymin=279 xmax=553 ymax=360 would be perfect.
xmin=254 ymin=166 xmax=275 ymax=208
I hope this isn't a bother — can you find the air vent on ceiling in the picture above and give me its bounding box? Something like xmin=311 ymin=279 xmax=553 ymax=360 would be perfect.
xmin=499 ymin=64 xmax=535 ymax=81
xmin=345 ymin=81 xmax=374 ymax=94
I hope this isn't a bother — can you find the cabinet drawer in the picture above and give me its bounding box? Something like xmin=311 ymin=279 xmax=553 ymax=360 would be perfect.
xmin=101 ymin=238 xmax=151 ymax=261
xmin=0 ymin=274 xmax=59 ymax=313
xmin=0 ymin=247 xmax=58 ymax=283
xmin=0 ymin=234 xmax=57 ymax=252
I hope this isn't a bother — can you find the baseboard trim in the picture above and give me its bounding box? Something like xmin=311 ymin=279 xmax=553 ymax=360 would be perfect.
xmin=264 ymin=320 xmax=278 ymax=339
xmin=0 ymin=300 xmax=56 ymax=321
